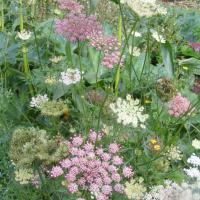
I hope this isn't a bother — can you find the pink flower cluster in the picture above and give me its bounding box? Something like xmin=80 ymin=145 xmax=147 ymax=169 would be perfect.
xmin=56 ymin=13 xmax=102 ymax=42
xmin=191 ymin=42 xmax=200 ymax=52
xmin=89 ymin=31 xmax=124 ymax=69
xmin=168 ymin=94 xmax=191 ymax=117
xmin=50 ymin=129 xmax=134 ymax=200
xmin=55 ymin=0 xmax=124 ymax=69
xmin=55 ymin=0 xmax=102 ymax=42
xmin=58 ymin=0 xmax=84 ymax=13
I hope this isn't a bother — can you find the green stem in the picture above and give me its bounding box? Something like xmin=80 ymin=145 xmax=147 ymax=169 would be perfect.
xmin=22 ymin=46 xmax=34 ymax=96
xmin=115 ymin=7 xmax=123 ymax=97
xmin=1 ymin=0 xmax=4 ymax=31
xmin=19 ymin=0 xmax=23 ymax=31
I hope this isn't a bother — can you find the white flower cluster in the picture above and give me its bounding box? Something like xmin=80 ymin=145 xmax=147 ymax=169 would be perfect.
xmin=121 ymin=0 xmax=167 ymax=18
xmin=184 ymin=154 xmax=200 ymax=179
xmin=144 ymin=180 xmax=200 ymax=200
xmin=151 ymin=29 xmax=166 ymax=43
xmin=17 ymin=30 xmax=32 ymax=41
xmin=30 ymin=94 xmax=49 ymax=108
xmin=187 ymin=154 xmax=200 ymax=166
xmin=110 ymin=94 xmax=149 ymax=128
xmin=129 ymin=46 xmax=141 ymax=57
xmin=165 ymin=146 xmax=183 ymax=161
xmin=59 ymin=68 xmax=81 ymax=86
xmin=192 ymin=139 xmax=200 ymax=149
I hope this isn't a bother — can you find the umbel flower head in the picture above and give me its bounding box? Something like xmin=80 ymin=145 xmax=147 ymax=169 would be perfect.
xmin=168 ymin=94 xmax=191 ymax=117
xmin=124 ymin=177 xmax=146 ymax=200
xmin=10 ymin=127 xmax=67 ymax=168
xmin=15 ymin=168 xmax=34 ymax=185
xmin=40 ymin=100 xmax=69 ymax=117
xmin=17 ymin=30 xmax=32 ymax=40
xmin=121 ymin=0 xmax=167 ymax=18
xmin=55 ymin=0 xmax=102 ymax=42
xmin=50 ymin=129 xmax=134 ymax=200
xmin=30 ymin=94 xmax=49 ymax=108
xmin=144 ymin=180 xmax=196 ymax=200
xmin=110 ymin=94 xmax=149 ymax=128
xmin=59 ymin=68 xmax=81 ymax=85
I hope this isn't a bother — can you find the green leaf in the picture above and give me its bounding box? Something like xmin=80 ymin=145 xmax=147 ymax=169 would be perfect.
xmin=52 ymin=83 xmax=69 ymax=99
xmin=161 ymin=42 xmax=174 ymax=79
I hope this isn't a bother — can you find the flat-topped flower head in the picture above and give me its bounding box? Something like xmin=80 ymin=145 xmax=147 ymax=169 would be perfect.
xmin=110 ymin=94 xmax=149 ymax=128
xmin=151 ymin=29 xmax=166 ymax=43
xmin=168 ymin=94 xmax=191 ymax=117
xmin=59 ymin=68 xmax=81 ymax=85
xmin=17 ymin=30 xmax=32 ymax=40
xmin=50 ymin=130 xmax=134 ymax=199
xmin=122 ymin=0 xmax=167 ymax=18
xmin=30 ymin=94 xmax=49 ymax=109
xmin=58 ymin=0 xmax=84 ymax=13
xmin=55 ymin=13 xmax=102 ymax=42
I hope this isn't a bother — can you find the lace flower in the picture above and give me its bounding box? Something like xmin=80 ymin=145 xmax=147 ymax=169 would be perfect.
xmin=110 ymin=94 xmax=149 ymax=128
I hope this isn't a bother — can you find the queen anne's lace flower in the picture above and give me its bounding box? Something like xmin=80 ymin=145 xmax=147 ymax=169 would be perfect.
xmin=30 ymin=94 xmax=49 ymax=108
xmin=129 ymin=46 xmax=141 ymax=57
xmin=144 ymin=180 xmax=196 ymax=200
xmin=165 ymin=146 xmax=183 ymax=161
xmin=110 ymin=94 xmax=149 ymax=128
xmin=15 ymin=168 xmax=34 ymax=185
xmin=184 ymin=154 xmax=200 ymax=179
xmin=192 ymin=139 xmax=200 ymax=150
xmin=125 ymin=177 xmax=146 ymax=200
xmin=151 ymin=29 xmax=166 ymax=43
xmin=50 ymin=129 xmax=134 ymax=200
xmin=122 ymin=0 xmax=167 ymax=18
xmin=59 ymin=68 xmax=81 ymax=85
xmin=17 ymin=30 xmax=32 ymax=40
xmin=187 ymin=154 xmax=200 ymax=167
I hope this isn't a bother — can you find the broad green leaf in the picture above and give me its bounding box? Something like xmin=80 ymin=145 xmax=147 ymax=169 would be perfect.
xmin=161 ymin=42 xmax=174 ymax=79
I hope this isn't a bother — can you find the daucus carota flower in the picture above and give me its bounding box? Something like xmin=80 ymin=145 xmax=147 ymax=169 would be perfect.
xmin=17 ymin=30 xmax=32 ymax=40
xmin=15 ymin=168 xmax=34 ymax=185
xmin=50 ymin=56 xmax=63 ymax=63
xmin=165 ymin=146 xmax=183 ymax=161
xmin=125 ymin=177 xmax=146 ymax=200
xmin=59 ymin=68 xmax=81 ymax=85
xmin=129 ymin=46 xmax=141 ymax=57
xmin=151 ymin=29 xmax=166 ymax=43
xmin=187 ymin=154 xmax=200 ymax=167
xmin=30 ymin=94 xmax=49 ymax=108
xmin=110 ymin=94 xmax=149 ymax=128
xmin=122 ymin=0 xmax=167 ymax=18
xmin=192 ymin=139 xmax=200 ymax=150
xmin=50 ymin=129 xmax=134 ymax=199
xmin=168 ymin=94 xmax=191 ymax=117
xmin=40 ymin=100 xmax=68 ymax=117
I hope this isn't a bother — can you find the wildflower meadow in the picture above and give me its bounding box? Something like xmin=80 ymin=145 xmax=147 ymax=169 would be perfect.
xmin=1 ymin=0 xmax=200 ymax=199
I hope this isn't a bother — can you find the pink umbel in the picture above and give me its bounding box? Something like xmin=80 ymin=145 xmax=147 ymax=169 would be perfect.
xmin=50 ymin=129 xmax=134 ymax=199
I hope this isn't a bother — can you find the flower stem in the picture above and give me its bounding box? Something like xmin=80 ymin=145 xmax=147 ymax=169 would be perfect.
xmin=1 ymin=0 xmax=4 ymax=31
xmin=19 ymin=0 xmax=33 ymax=96
xmin=115 ymin=10 xmax=123 ymax=97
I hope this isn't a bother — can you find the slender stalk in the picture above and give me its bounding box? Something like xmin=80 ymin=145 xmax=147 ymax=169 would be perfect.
xmin=19 ymin=0 xmax=33 ymax=95
xmin=19 ymin=0 xmax=24 ymax=31
xmin=1 ymin=0 xmax=4 ymax=31
xmin=115 ymin=10 xmax=123 ymax=97
xmin=22 ymin=46 xmax=34 ymax=95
